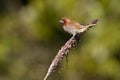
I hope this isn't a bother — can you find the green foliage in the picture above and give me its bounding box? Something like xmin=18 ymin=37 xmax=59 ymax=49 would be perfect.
xmin=0 ymin=0 xmax=120 ymax=80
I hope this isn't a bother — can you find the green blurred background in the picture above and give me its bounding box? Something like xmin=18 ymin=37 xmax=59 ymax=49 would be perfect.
xmin=0 ymin=0 xmax=120 ymax=80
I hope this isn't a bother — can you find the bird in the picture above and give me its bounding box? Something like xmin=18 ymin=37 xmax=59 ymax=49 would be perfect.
xmin=59 ymin=17 xmax=98 ymax=36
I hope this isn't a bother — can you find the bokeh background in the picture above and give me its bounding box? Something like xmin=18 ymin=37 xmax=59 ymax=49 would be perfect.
xmin=0 ymin=0 xmax=120 ymax=80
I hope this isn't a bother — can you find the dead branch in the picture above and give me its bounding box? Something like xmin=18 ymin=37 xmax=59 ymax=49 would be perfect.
xmin=43 ymin=19 xmax=98 ymax=80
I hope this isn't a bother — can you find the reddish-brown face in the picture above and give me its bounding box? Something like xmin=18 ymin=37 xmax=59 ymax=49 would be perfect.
xmin=59 ymin=17 xmax=70 ymax=25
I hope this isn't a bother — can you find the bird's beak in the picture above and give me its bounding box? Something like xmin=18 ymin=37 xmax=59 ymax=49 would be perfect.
xmin=59 ymin=20 xmax=64 ymax=24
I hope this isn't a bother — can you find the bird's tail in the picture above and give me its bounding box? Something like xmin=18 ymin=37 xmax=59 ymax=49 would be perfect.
xmin=87 ymin=19 xmax=98 ymax=28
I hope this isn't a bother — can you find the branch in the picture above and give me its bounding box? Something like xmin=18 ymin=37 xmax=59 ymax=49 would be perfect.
xmin=43 ymin=19 xmax=98 ymax=80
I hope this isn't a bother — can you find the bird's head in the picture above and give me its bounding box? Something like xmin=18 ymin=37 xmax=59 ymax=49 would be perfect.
xmin=59 ymin=17 xmax=70 ymax=25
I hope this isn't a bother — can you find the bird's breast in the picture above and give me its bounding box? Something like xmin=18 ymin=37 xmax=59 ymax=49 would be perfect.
xmin=63 ymin=26 xmax=75 ymax=34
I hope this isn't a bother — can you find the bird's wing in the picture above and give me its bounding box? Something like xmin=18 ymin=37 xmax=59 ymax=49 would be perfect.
xmin=69 ymin=21 xmax=85 ymax=29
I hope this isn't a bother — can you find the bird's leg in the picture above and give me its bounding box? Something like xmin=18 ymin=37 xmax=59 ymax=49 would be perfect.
xmin=73 ymin=33 xmax=76 ymax=37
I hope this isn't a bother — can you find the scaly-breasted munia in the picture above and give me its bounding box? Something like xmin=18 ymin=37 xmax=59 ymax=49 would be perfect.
xmin=59 ymin=17 xmax=98 ymax=36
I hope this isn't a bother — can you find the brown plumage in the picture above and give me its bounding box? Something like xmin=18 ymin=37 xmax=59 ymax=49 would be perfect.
xmin=59 ymin=17 xmax=98 ymax=36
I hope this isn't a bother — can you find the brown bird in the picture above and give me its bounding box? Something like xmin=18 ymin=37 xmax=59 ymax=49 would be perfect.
xmin=59 ymin=17 xmax=98 ymax=36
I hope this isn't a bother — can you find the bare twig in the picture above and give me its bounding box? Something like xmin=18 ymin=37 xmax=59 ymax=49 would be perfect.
xmin=43 ymin=19 xmax=98 ymax=80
